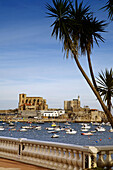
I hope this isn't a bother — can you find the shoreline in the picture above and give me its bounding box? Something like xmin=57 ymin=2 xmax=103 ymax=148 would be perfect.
xmin=0 ymin=118 xmax=102 ymax=123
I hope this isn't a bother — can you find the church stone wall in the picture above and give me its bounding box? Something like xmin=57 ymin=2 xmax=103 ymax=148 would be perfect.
xmin=18 ymin=94 xmax=48 ymax=111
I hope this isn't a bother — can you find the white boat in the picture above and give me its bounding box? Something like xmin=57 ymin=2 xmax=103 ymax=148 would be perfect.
xmin=109 ymin=128 xmax=113 ymax=132
xmin=105 ymin=122 xmax=111 ymax=126
xmin=64 ymin=122 xmax=71 ymax=126
xmin=65 ymin=128 xmax=73 ymax=132
xmin=0 ymin=127 xmax=4 ymax=131
xmin=101 ymin=122 xmax=105 ymax=125
xmin=2 ymin=123 xmax=5 ymax=125
xmin=20 ymin=128 xmax=27 ymax=132
xmin=54 ymin=128 xmax=61 ymax=132
xmin=81 ymin=132 xmax=93 ymax=135
xmin=66 ymin=129 xmax=77 ymax=134
xmin=90 ymin=130 xmax=96 ymax=133
xmin=51 ymin=134 xmax=59 ymax=138
xmin=35 ymin=126 xmax=41 ymax=130
xmin=61 ymin=128 xmax=65 ymax=131
xmin=95 ymin=126 xmax=106 ymax=131
xmin=81 ymin=128 xmax=89 ymax=132
xmin=9 ymin=122 xmax=15 ymax=128
xmin=9 ymin=122 xmax=14 ymax=126
xmin=81 ymin=124 xmax=91 ymax=129
xmin=91 ymin=122 xmax=100 ymax=126
xmin=21 ymin=126 xmax=33 ymax=129
xmin=47 ymin=130 xmax=56 ymax=133
xmin=46 ymin=127 xmax=54 ymax=130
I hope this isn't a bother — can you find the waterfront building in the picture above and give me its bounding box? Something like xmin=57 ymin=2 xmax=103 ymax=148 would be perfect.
xmin=18 ymin=93 xmax=48 ymax=111
xmin=39 ymin=110 xmax=65 ymax=118
xmin=64 ymin=96 xmax=80 ymax=112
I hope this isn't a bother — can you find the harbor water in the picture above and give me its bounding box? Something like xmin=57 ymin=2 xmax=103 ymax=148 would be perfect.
xmin=0 ymin=121 xmax=113 ymax=146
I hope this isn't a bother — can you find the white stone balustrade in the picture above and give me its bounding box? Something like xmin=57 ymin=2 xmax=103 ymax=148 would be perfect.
xmin=96 ymin=146 xmax=113 ymax=168
xmin=0 ymin=136 xmax=113 ymax=169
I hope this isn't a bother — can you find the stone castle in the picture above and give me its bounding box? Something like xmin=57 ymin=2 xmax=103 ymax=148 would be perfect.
xmin=18 ymin=93 xmax=48 ymax=111
xmin=64 ymin=96 xmax=106 ymax=122
xmin=64 ymin=96 xmax=80 ymax=112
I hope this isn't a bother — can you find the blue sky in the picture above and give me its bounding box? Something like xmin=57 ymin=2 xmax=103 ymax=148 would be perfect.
xmin=0 ymin=0 xmax=113 ymax=111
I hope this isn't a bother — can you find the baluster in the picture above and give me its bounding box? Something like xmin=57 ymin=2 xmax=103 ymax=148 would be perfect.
xmin=28 ymin=144 xmax=32 ymax=160
xmin=57 ymin=148 xmax=64 ymax=169
xmin=32 ymin=144 xmax=37 ymax=161
xmin=39 ymin=145 xmax=44 ymax=164
xmin=11 ymin=142 xmax=15 ymax=156
xmin=53 ymin=147 xmax=59 ymax=169
xmin=11 ymin=141 xmax=14 ymax=156
xmin=105 ymin=151 xmax=112 ymax=168
xmin=23 ymin=143 xmax=29 ymax=159
xmin=97 ymin=151 xmax=105 ymax=168
xmin=49 ymin=146 xmax=54 ymax=168
xmin=43 ymin=145 xmax=49 ymax=167
xmin=90 ymin=153 xmax=97 ymax=168
xmin=38 ymin=144 xmax=44 ymax=165
xmin=15 ymin=142 xmax=18 ymax=156
xmin=77 ymin=151 xmax=83 ymax=170
xmin=41 ymin=145 xmax=47 ymax=165
xmin=33 ymin=144 xmax=38 ymax=160
xmin=76 ymin=151 xmax=80 ymax=168
xmin=62 ymin=148 xmax=68 ymax=169
xmin=3 ymin=140 xmax=6 ymax=153
xmin=8 ymin=141 xmax=11 ymax=155
xmin=27 ymin=143 xmax=31 ymax=160
xmin=67 ymin=149 xmax=74 ymax=170
xmin=72 ymin=150 xmax=79 ymax=170
xmin=36 ymin=144 xmax=41 ymax=164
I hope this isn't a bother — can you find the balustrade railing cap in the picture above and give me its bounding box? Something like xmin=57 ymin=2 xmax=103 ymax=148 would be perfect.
xmin=96 ymin=145 xmax=113 ymax=151
xmin=85 ymin=146 xmax=98 ymax=153
xmin=0 ymin=136 xmax=18 ymax=141
xmin=18 ymin=138 xmax=27 ymax=142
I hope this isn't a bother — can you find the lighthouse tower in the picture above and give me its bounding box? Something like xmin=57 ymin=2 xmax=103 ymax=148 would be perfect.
xmin=78 ymin=96 xmax=80 ymax=108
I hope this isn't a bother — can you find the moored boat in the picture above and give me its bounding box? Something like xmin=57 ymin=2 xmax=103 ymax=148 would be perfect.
xmin=51 ymin=122 xmax=57 ymax=127
xmin=0 ymin=127 xmax=4 ymax=131
xmin=66 ymin=130 xmax=77 ymax=134
xmin=95 ymin=126 xmax=106 ymax=131
xmin=81 ymin=128 xmax=89 ymax=132
xmin=109 ymin=128 xmax=113 ymax=132
xmin=81 ymin=124 xmax=91 ymax=129
xmin=51 ymin=134 xmax=59 ymax=138
xmin=35 ymin=126 xmax=41 ymax=130
xmin=81 ymin=132 xmax=93 ymax=135
xmin=64 ymin=122 xmax=71 ymax=126
xmin=46 ymin=127 xmax=54 ymax=130
xmin=20 ymin=128 xmax=27 ymax=132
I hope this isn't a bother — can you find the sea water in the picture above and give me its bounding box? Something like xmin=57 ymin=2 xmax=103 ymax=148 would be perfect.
xmin=0 ymin=122 xmax=113 ymax=146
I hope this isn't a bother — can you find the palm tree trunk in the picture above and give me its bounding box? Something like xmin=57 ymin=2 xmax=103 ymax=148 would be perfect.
xmin=87 ymin=51 xmax=98 ymax=91
xmin=73 ymin=54 xmax=113 ymax=127
xmin=107 ymin=95 xmax=111 ymax=112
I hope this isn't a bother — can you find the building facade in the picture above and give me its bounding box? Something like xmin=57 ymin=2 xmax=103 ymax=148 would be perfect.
xmin=40 ymin=110 xmax=65 ymax=118
xmin=64 ymin=96 xmax=80 ymax=112
xmin=18 ymin=93 xmax=48 ymax=111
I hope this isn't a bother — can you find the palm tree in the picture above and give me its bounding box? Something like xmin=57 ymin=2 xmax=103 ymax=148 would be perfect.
xmin=101 ymin=0 xmax=113 ymax=21
xmin=46 ymin=0 xmax=113 ymax=127
xmin=97 ymin=69 xmax=113 ymax=112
